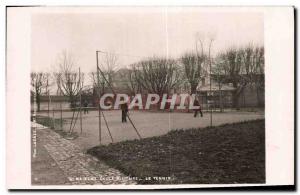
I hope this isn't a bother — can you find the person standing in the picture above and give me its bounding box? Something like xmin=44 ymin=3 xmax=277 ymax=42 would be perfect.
xmin=193 ymin=98 xmax=203 ymax=117
xmin=121 ymin=102 xmax=128 ymax=123
xmin=83 ymin=99 xmax=89 ymax=114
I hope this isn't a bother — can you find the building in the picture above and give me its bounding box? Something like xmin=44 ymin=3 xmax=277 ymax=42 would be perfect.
xmin=196 ymin=75 xmax=264 ymax=110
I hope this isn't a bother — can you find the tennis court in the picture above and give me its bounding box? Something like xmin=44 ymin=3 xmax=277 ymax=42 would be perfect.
xmin=38 ymin=110 xmax=264 ymax=151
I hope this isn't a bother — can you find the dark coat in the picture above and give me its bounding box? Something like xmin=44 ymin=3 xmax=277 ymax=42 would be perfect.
xmin=121 ymin=103 xmax=128 ymax=111
xmin=193 ymin=99 xmax=201 ymax=111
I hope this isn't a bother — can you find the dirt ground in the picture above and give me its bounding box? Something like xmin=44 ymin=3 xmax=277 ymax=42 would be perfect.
xmin=40 ymin=110 xmax=264 ymax=151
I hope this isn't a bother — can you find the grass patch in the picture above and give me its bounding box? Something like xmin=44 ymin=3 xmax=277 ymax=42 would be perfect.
xmin=87 ymin=119 xmax=265 ymax=184
xmin=35 ymin=115 xmax=63 ymax=129
xmin=35 ymin=115 xmax=78 ymax=139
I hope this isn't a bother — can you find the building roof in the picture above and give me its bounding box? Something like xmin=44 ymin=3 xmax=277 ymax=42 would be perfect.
xmin=197 ymin=84 xmax=236 ymax=92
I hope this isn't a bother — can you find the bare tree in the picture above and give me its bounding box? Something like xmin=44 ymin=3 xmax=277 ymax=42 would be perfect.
xmin=89 ymin=71 xmax=107 ymax=96
xmin=180 ymin=52 xmax=207 ymax=94
xmin=254 ymin=46 xmax=264 ymax=107
xmin=55 ymin=51 xmax=84 ymax=108
xmin=211 ymin=56 xmax=228 ymax=112
xmin=180 ymin=33 xmax=216 ymax=95
xmin=31 ymin=72 xmax=51 ymax=111
xmin=214 ymin=45 xmax=264 ymax=109
xmin=132 ymin=57 xmax=182 ymax=96
xmin=127 ymin=68 xmax=143 ymax=95
xmin=215 ymin=48 xmax=244 ymax=109
xmin=241 ymin=45 xmax=264 ymax=106
xmin=100 ymin=52 xmax=119 ymax=87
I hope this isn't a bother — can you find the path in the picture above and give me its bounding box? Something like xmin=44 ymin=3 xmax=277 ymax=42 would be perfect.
xmin=32 ymin=126 xmax=136 ymax=185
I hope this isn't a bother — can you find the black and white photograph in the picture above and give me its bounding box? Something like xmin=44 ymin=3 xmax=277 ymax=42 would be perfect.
xmin=5 ymin=6 xmax=294 ymax=189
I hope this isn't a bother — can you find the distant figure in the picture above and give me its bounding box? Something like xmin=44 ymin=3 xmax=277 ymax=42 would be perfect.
xmin=121 ymin=102 xmax=128 ymax=123
xmin=193 ymin=98 xmax=203 ymax=118
xmin=83 ymin=99 xmax=89 ymax=114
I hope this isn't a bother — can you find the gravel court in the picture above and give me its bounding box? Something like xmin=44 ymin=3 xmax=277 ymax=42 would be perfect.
xmin=40 ymin=110 xmax=264 ymax=151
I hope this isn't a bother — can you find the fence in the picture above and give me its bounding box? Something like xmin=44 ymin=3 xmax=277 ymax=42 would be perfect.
xmin=31 ymin=90 xmax=264 ymax=148
xmin=32 ymin=98 xmax=142 ymax=146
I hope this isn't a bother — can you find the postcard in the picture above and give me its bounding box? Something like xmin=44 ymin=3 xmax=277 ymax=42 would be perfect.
xmin=6 ymin=6 xmax=294 ymax=189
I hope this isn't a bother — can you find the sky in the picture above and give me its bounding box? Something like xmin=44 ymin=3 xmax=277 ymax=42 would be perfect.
xmin=31 ymin=7 xmax=264 ymax=74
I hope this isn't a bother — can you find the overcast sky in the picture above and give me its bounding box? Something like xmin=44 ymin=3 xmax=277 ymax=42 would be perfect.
xmin=31 ymin=8 xmax=264 ymax=73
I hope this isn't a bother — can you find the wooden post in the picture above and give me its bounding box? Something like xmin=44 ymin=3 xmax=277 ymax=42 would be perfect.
xmin=98 ymin=107 xmax=101 ymax=143
xmin=69 ymin=109 xmax=75 ymax=133
xmin=47 ymin=80 xmax=50 ymax=118
xmin=126 ymin=113 xmax=142 ymax=139
xmin=48 ymin=94 xmax=54 ymax=129
xmin=96 ymin=50 xmax=142 ymax=141
xmin=209 ymin=40 xmax=213 ymax=127
xmin=52 ymin=106 xmax=55 ymax=129
xmin=101 ymin=111 xmax=114 ymax=142
xmin=47 ymin=101 xmax=50 ymax=117
xmin=79 ymin=68 xmax=83 ymax=134
xmin=60 ymin=99 xmax=63 ymax=130
xmin=96 ymin=51 xmax=101 ymax=144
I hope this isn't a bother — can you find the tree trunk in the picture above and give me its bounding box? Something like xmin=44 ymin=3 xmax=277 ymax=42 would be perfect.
xmin=218 ymin=84 xmax=223 ymax=112
xmin=69 ymin=96 xmax=77 ymax=109
xmin=232 ymin=81 xmax=246 ymax=110
xmin=190 ymin=85 xmax=197 ymax=95
xmin=256 ymin=86 xmax=261 ymax=107
xmin=232 ymin=81 xmax=240 ymax=110
xmin=36 ymin=94 xmax=41 ymax=112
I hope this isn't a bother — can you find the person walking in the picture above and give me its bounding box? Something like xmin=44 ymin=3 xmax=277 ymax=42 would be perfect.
xmin=193 ymin=98 xmax=203 ymax=117
xmin=83 ymin=99 xmax=89 ymax=114
xmin=121 ymin=102 xmax=128 ymax=123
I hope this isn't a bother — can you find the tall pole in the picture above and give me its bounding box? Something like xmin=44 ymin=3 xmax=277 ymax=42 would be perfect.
xmin=96 ymin=50 xmax=142 ymax=140
xmin=96 ymin=51 xmax=102 ymax=144
xmin=79 ymin=67 xmax=83 ymax=134
xmin=209 ymin=39 xmax=213 ymax=127
xmin=48 ymin=92 xmax=54 ymax=129
xmin=47 ymin=79 xmax=50 ymax=118
xmin=60 ymin=90 xmax=63 ymax=130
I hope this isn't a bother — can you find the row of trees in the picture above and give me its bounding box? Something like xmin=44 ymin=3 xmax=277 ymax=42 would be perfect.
xmin=31 ymin=44 xmax=264 ymax=111
xmin=212 ymin=46 xmax=264 ymax=108
xmin=31 ymin=52 xmax=84 ymax=111
xmin=31 ymin=51 xmax=120 ymax=111
xmin=125 ymin=44 xmax=264 ymax=109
